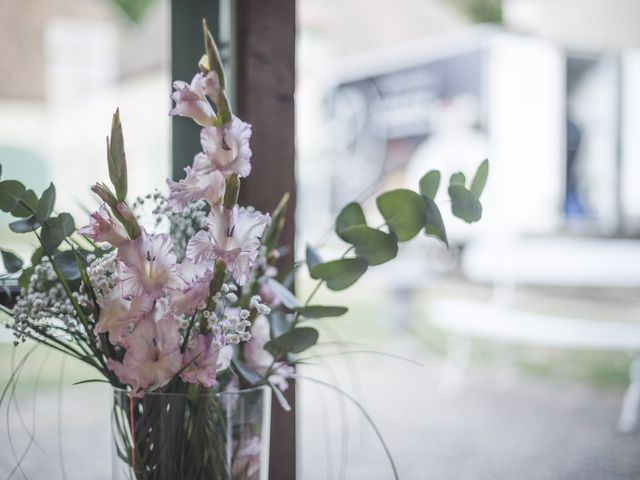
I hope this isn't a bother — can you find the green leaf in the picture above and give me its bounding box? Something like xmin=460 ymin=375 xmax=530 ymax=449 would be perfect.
xmin=31 ymin=247 xmax=44 ymax=266
xmin=9 ymin=216 xmax=41 ymax=233
xmin=340 ymin=225 xmax=398 ymax=266
xmin=449 ymin=172 xmax=466 ymax=187
xmin=270 ymin=310 xmax=292 ymax=338
xmin=336 ymin=202 xmax=367 ymax=240
xmin=1 ymin=250 xmax=23 ymax=273
xmin=294 ymin=305 xmax=348 ymax=319
xmin=41 ymin=213 xmax=76 ymax=254
xmin=266 ymin=278 xmax=300 ymax=309
xmin=376 ymin=189 xmax=426 ymax=242
xmin=309 ymin=258 xmax=368 ymax=291
xmin=262 ymin=192 xmax=290 ymax=252
xmin=265 ymin=327 xmax=319 ymax=355
xmin=232 ymin=357 xmax=262 ymax=384
xmin=305 ymin=244 xmax=322 ymax=270
xmin=423 ymin=196 xmax=448 ymax=246
xmin=18 ymin=267 xmax=34 ymax=289
xmin=470 ymin=159 xmax=489 ymax=198
xmin=10 ymin=189 xmax=37 ymax=217
xmin=34 ymin=183 xmax=56 ymax=222
xmin=419 ymin=170 xmax=441 ymax=199
xmin=108 ymin=109 xmax=128 ymax=201
xmin=0 ymin=180 xmax=26 ymax=212
xmin=448 ymin=185 xmax=482 ymax=223
xmin=53 ymin=250 xmax=82 ymax=281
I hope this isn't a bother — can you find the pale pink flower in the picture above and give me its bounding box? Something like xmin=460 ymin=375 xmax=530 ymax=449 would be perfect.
xmin=169 ymin=259 xmax=213 ymax=315
xmin=243 ymin=315 xmax=293 ymax=391
xmin=78 ymin=204 xmax=128 ymax=247
xmin=232 ymin=433 xmax=262 ymax=478
xmin=169 ymin=73 xmax=216 ymax=127
xmin=193 ymin=116 xmax=252 ymax=177
xmin=180 ymin=334 xmax=232 ymax=388
xmin=95 ymin=289 xmax=153 ymax=345
xmin=116 ymin=231 xmax=184 ymax=299
xmin=166 ymin=166 xmax=225 ymax=212
xmin=186 ymin=205 xmax=270 ymax=286
xmin=107 ymin=313 xmax=182 ymax=396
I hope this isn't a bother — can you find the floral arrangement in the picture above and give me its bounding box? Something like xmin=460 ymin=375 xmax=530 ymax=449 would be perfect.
xmin=0 ymin=20 xmax=488 ymax=480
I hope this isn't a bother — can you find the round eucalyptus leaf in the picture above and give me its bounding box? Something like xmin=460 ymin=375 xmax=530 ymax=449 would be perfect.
xmin=1 ymin=249 xmax=23 ymax=273
xmin=267 ymin=278 xmax=301 ymax=309
xmin=41 ymin=213 xmax=76 ymax=254
xmin=340 ymin=225 xmax=398 ymax=266
xmin=470 ymin=159 xmax=489 ymax=198
xmin=10 ymin=189 xmax=38 ymax=218
xmin=265 ymin=327 xmax=319 ymax=355
xmin=35 ymin=183 xmax=56 ymax=222
xmin=448 ymin=184 xmax=482 ymax=223
xmin=376 ymin=189 xmax=426 ymax=242
xmin=309 ymin=258 xmax=368 ymax=291
xmin=0 ymin=180 xmax=26 ymax=212
xmin=423 ymin=196 xmax=448 ymax=246
xmin=9 ymin=215 xmax=41 ymax=233
xmin=419 ymin=170 xmax=441 ymax=200
xmin=305 ymin=244 xmax=322 ymax=270
xmin=336 ymin=202 xmax=367 ymax=239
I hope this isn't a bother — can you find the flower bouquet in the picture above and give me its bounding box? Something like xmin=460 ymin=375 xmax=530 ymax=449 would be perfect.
xmin=0 ymin=20 xmax=488 ymax=480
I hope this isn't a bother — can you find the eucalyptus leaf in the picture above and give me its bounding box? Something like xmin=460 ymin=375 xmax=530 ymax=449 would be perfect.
xmin=340 ymin=225 xmax=398 ymax=266
xmin=34 ymin=183 xmax=56 ymax=222
xmin=294 ymin=305 xmax=348 ymax=319
xmin=232 ymin=357 xmax=262 ymax=384
xmin=423 ymin=196 xmax=448 ymax=246
xmin=376 ymin=189 xmax=426 ymax=242
xmin=1 ymin=250 xmax=23 ymax=273
xmin=53 ymin=250 xmax=82 ymax=281
xmin=448 ymin=184 xmax=482 ymax=223
xmin=9 ymin=215 xmax=41 ymax=233
xmin=305 ymin=244 xmax=322 ymax=270
xmin=0 ymin=180 xmax=26 ymax=212
xmin=419 ymin=170 xmax=441 ymax=200
xmin=10 ymin=189 xmax=37 ymax=218
xmin=449 ymin=172 xmax=466 ymax=187
xmin=41 ymin=213 xmax=76 ymax=254
xmin=31 ymin=247 xmax=44 ymax=266
xmin=265 ymin=327 xmax=319 ymax=355
xmin=309 ymin=258 xmax=368 ymax=291
xmin=470 ymin=159 xmax=489 ymax=198
xmin=266 ymin=278 xmax=300 ymax=309
xmin=18 ymin=267 xmax=34 ymax=289
xmin=270 ymin=310 xmax=292 ymax=338
xmin=336 ymin=202 xmax=367 ymax=239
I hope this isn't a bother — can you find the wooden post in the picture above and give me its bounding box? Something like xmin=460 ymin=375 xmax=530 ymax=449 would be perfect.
xmin=235 ymin=1 xmax=297 ymax=478
xmin=170 ymin=0 xmax=220 ymax=180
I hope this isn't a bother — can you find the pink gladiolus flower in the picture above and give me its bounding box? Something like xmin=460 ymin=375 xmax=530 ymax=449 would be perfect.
xmin=95 ymin=289 xmax=153 ymax=345
xmin=169 ymin=259 xmax=213 ymax=315
xmin=78 ymin=204 xmax=128 ymax=247
xmin=186 ymin=205 xmax=270 ymax=286
xmin=107 ymin=314 xmax=182 ymax=396
xmin=169 ymin=73 xmax=217 ymax=127
xmin=116 ymin=231 xmax=183 ymax=299
xmin=180 ymin=334 xmax=232 ymax=388
xmin=232 ymin=433 xmax=262 ymax=478
xmin=193 ymin=116 xmax=252 ymax=177
xmin=166 ymin=166 xmax=225 ymax=212
xmin=243 ymin=315 xmax=293 ymax=391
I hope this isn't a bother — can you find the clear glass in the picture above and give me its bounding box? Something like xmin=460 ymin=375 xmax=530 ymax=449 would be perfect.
xmin=111 ymin=385 xmax=271 ymax=480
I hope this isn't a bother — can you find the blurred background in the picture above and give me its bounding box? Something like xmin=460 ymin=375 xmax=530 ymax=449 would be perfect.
xmin=1 ymin=0 xmax=640 ymax=478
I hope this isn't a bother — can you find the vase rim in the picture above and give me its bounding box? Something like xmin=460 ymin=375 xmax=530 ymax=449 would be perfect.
xmin=111 ymin=383 xmax=269 ymax=398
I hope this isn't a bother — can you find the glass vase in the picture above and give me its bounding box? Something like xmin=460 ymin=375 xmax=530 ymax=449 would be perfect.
xmin=111 ymin=385 xmax=271 ymax=480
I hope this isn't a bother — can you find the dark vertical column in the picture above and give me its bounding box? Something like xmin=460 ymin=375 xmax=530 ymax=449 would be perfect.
xmin=170 ymin=0 xmax=220 ymax=180
xmin=235 ymin=1 xmax=297 ymax=479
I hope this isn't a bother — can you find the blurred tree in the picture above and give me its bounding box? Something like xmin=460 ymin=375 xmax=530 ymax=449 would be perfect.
xmin=110 ymin=0 xmax=158 ymax=22
xmin=445 ymin=0 xmax=502 ymax=23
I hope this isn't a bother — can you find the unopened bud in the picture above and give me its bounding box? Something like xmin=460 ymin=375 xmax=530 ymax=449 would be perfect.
xmin=116 ymin=202 xmax=141 ymax=239
xmin=91 ymin=183 xmax=118 ymax=208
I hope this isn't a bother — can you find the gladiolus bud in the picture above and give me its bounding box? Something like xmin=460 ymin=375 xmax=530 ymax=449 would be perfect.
xmin=91 ymin=183 xmax=118 ymax=208
xmin=116 ymin=202 xmax=142 ymax=239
